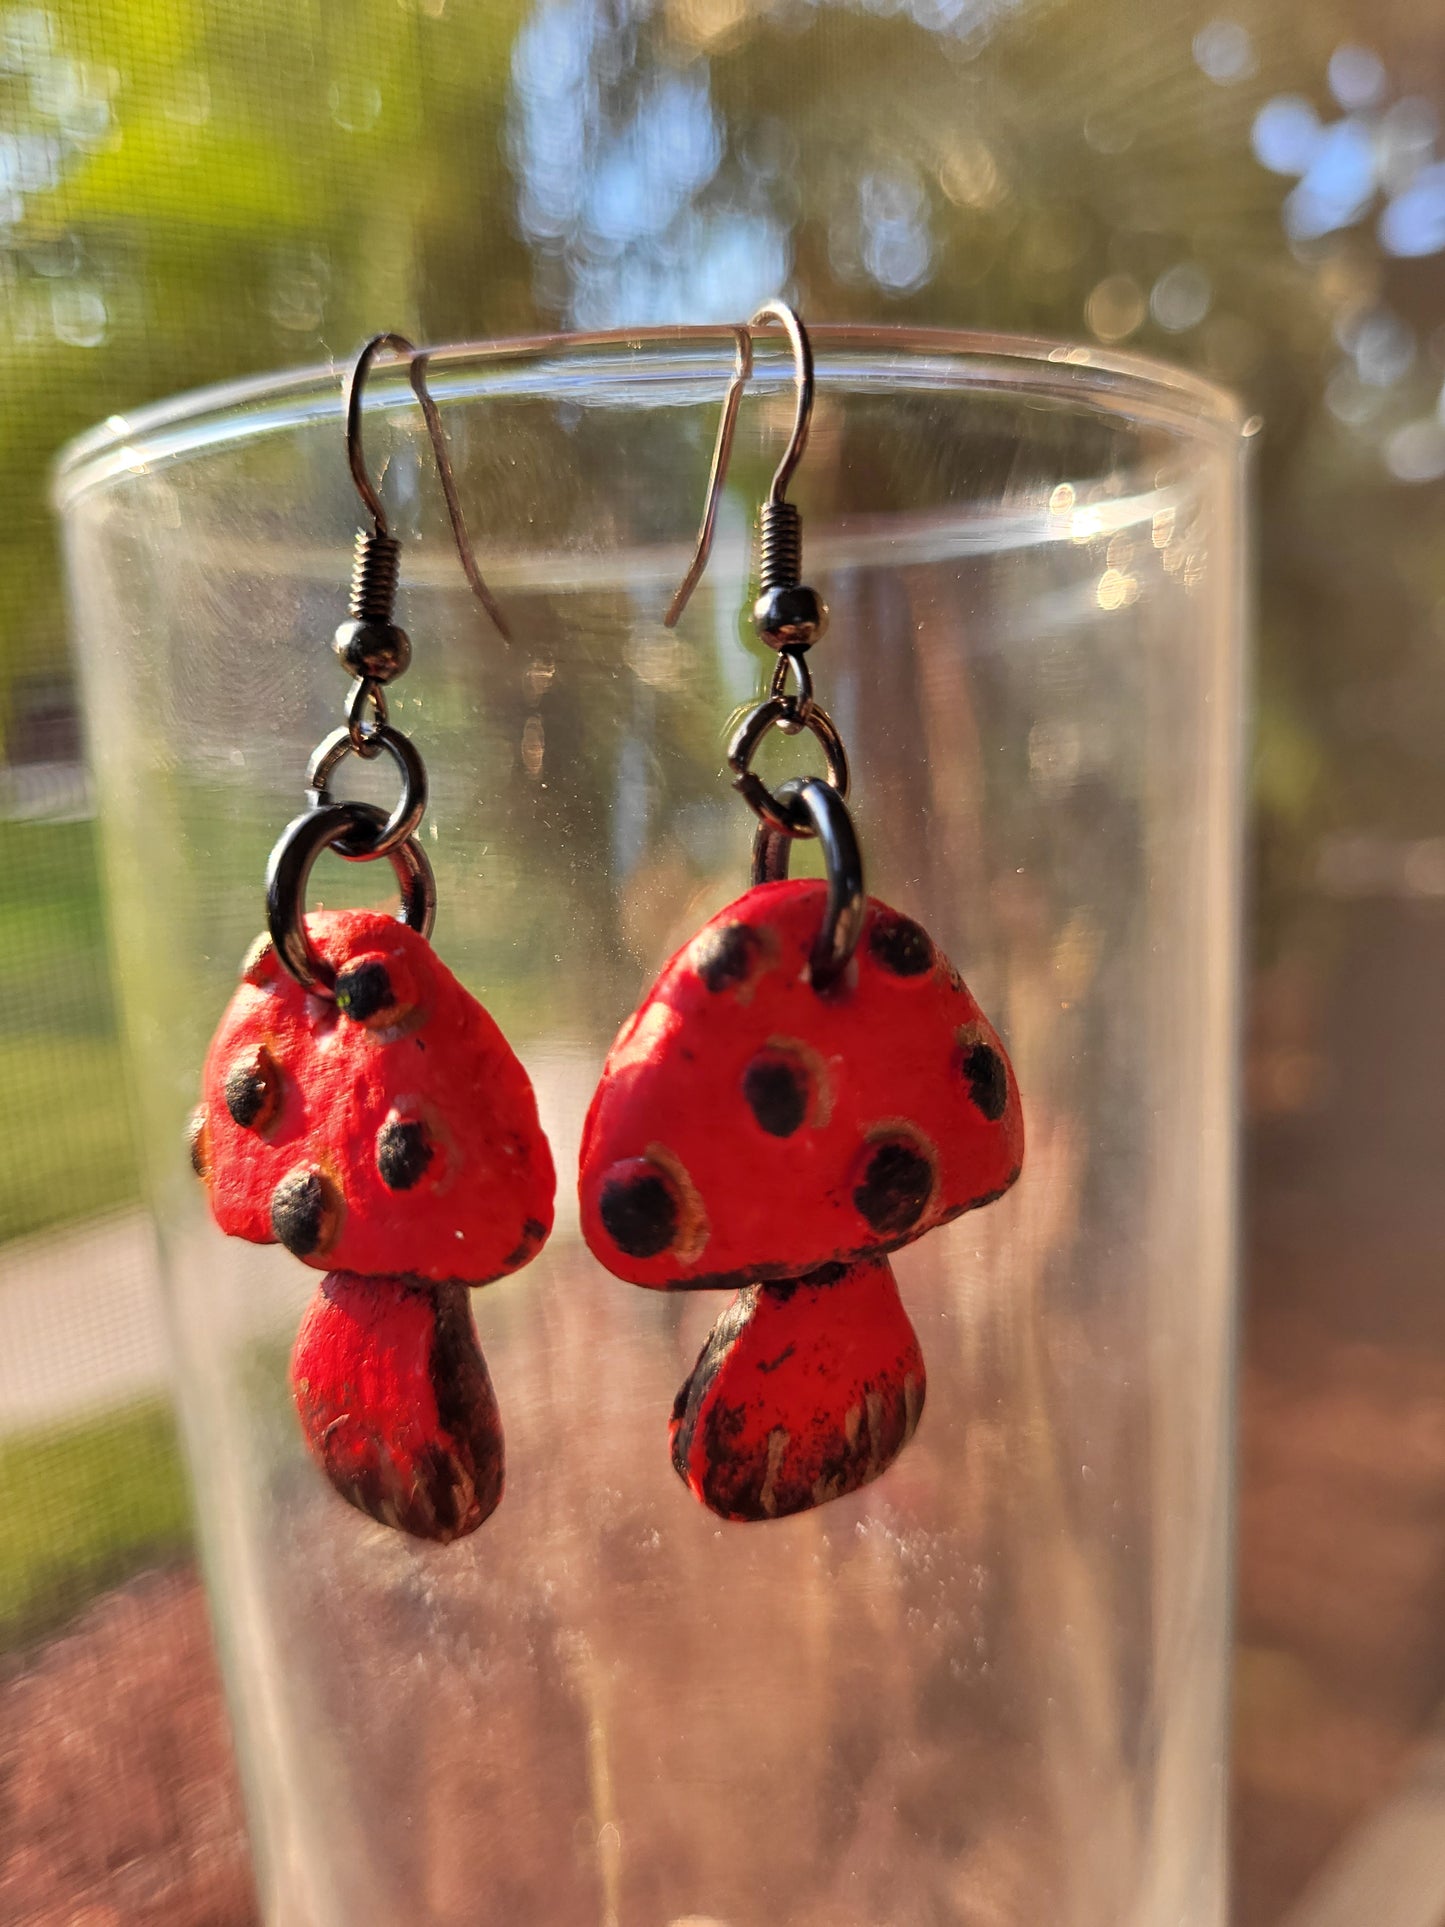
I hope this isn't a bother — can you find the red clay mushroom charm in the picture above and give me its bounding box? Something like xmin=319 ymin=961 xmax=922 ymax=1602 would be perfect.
xmin=195 ymin=909 xmax=555 ymax=1540
xmin=198 ymin=909 xmax=553 ymax=1285
xmin=670 ymin=1257 xmax=926 ymax=1522
xmin=579 ymin=877 xmax=1022 ymax=1523
xmin=580 ymin=881 xmax=1022 ymax=1289
xmin=603 ymin=300 xmax=1023 ymax=1521
xmin=291 ymin=1272 xmax=505 ymax=1541
xmin=195 ymin=333 xmax=555 ymax=1543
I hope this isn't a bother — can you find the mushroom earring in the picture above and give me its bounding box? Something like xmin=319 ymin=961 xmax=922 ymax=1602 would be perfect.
xmin=191 ymin=336 xmax=555 ymax=1542
xmin=578 ymin=305 xmax=1024 ymax=1522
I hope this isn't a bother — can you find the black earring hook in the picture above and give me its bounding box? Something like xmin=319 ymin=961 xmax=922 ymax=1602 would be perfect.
xmin=751 ymin=298 xmax=814 ymax=507
xmin=665 ymin=302 xmax=816 ymax=627
xmin=665 ymin=323 xmax=753 ymax=629
xmin=344 ymin=332 xmax=512 ymax=644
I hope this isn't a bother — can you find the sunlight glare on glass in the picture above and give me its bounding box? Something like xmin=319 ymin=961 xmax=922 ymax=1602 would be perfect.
xmin=1378 ymin=97 xmax=1437 ymax=196
xmin=1096 ymin=568 xmax=1139 ymax=611
xmin=1193 ymin=19 xmax=1256 ymax=85
xmin=1282 ymin=117 xmax=1377 ymax=238
xmin=1324 ymin=364 xmax=1378 ymax=426
xmin=1151 ymin=263 xmax=1212 ymax=332
xmin=508 ymin=1 xmax=770 ymax=325
xmin=586 ymin=71 xmax=722 ymax=246
xmin=673 ymin=0 xmax=752 ymax=51
xmin=163 ymin=70 xmax=212 ymax=128
xmin=1251 ymin=96 xmax=1322 ymax=177
xmin=938 ymin=135 xmax=1002 ymax=209
xmin=569 ymin=207 xmax=787 ymax=328
xmin=49 ymin=284 xmax=104 ymax=347
xmin=859 ymin=170 xmax=933 ymax=291
xmin=1328 ymin=44 xmax=1387 ymax=113
xmin=327 ymin=80 xmax=382 ymax=134
xmin=1379 ymin=163 xmax=1445 ymax=258
xmin=510 ymin=0 xmax=604 ymax=243
xmin=1085 ymin=274 xmax=1145 ymax=343
xmin=0 ymin=9 xmax=56 ymax=69
xmin=1384 ymin=417 xmax=1445 ymax=482
xmin=684 ymin=208 xmax=790 ymax=320
xmin=1351 ymin=309 xmax=1415 ymax=386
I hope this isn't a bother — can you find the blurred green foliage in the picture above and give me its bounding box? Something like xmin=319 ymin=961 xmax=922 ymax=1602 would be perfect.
xmin=0 ymin=1397 xmax=189 ymax=1648
xmin=0 ymin=0 xmax=1435 ymax=1236
xmin=0 ymin=0 xmax=1437 ymax=1682
xmin=0 ymin=818 xmax=136 ymax=1239
xmin=0 ymin=0 xmax=1437 ymax=844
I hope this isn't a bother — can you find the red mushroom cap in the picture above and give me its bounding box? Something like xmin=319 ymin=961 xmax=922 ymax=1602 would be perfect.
xmin=579 ymin=881 xmax=1022 ymax=1289
xmin=196 ymin=910 xmax=554 ymax=1286
xmin=669 ymin=1256 xmax=926 ymax=1521
xmin=291 ymin=1271 xmax=504 ymax=1540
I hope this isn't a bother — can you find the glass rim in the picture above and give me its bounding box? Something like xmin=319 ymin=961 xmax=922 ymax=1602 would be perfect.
xmin=52 ymin=320 xmax=1249 ymax=510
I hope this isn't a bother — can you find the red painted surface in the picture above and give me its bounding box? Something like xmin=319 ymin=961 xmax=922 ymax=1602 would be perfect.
xmin=291 ymin=1271 xmax=504 ymax=1541
xmin=195 ymin=910 xmax=554 ymax=1286
xmin=669 ymin=1257 xmax=926 ymax=1521
xmin=579 ymin=882 xmax=1023 ymax=1290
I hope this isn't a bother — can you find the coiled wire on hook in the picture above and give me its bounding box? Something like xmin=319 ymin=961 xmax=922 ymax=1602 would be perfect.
xmin=756 ymin=499 xmax=803 ymax=601
xmin=347 ymin=528 xmax=402 ymax=624
xmin=265 ymin=332 xmax=511 ymax=991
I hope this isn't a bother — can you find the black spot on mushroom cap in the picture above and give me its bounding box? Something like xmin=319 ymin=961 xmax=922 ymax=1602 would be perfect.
xmin=376 ymin=1118 xmax=434 ymax=1191
xmin=335 ymin=959 xmax=396 ymax=1024
xmin=224 ymin=1046 xmax=282 ymax=1132
xmin=853 ymin=1138 xmax=935 ymax=1237
xmin=692 ymin=922 xmax=764 ymax=994
xmin=867 ymin=910 xmax=935 ymax=978
xmin=599 ymin=1160 xmax=679 ymax=1259
xmin=960 ymin=1040 xmax=1009 ymax=1121
xmin=270 ymin=1167 xmax=342 ymax=1257
xmin=742 ymin=1050 xmax=809 ymax=1138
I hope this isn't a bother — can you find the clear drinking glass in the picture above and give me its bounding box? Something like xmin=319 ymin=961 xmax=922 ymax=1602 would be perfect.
xmin=55 ymin=328 xmax=1248 ymax=1927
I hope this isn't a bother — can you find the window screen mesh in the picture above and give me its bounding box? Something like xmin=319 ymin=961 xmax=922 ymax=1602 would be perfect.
xmin=2 ymin=3 xmax=1445 ymax=1923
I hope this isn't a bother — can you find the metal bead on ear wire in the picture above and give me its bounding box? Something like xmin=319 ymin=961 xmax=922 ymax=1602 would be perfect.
xmin=580 ymin=302 xmax=1025 ymax=1524
xmin=332 ymin=332 xmax=414 ymax=688
xmin=190 ymin=334 xmax=554 ymax=1544
xmin=333 ymin=528 xmax=410 ymax=684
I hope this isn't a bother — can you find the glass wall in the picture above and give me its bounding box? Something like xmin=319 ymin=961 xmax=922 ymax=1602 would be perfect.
xmin=2 ymin=2 xmax=1444 ymax=1921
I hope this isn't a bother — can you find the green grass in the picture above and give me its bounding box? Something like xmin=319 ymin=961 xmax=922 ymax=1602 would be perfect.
xmin=0 ymin=815 xmax=141 ymax=1241
xmin=0 ymin=819 xmax=174 ymax=1650
xmin=0 ymin=1034 xmax=143 ymax=1241
xmin=0 ymin=1398 xmax=193 ymax=1652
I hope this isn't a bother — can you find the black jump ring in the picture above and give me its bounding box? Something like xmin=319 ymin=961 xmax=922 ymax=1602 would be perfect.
xmin=727 ymin=695 xmax=850 ymax=833
xmin=265 ymin=800 xmax=437 ymax=992
xmin=769 ymin=647 xmax=814 ymax=731
xmin=305 ymin=723 xmax=428 ymax=859
xmin=751 ymin=776 xmax=866 ymax=990
xmin=345 ymin=677 xmax=389 ymax=755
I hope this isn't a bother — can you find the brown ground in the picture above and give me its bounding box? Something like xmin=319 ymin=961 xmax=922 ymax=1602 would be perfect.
xmin=2 ymin=902 xmax=1442 ymax=1927
xmin=0 ymin=1567 xmax=255 ymax=1926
